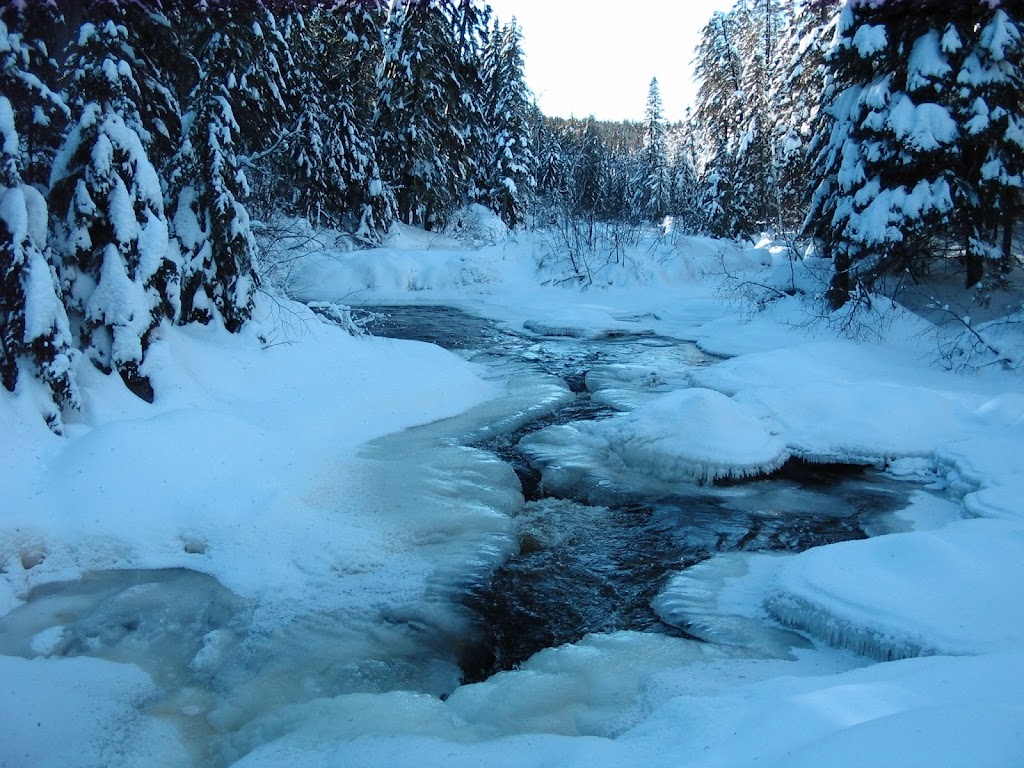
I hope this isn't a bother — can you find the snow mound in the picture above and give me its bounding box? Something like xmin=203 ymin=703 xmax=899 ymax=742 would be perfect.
xmin=444 ymin=204 xmax=509 ymax=246
xmin=963 ymin=475 xmax=1024 ymax=521
xmin=585 ymin=364 xmax=690 ymax=412
xmin=767 ymin=519 xmax=1024 ymax=660
xmin=606 ymin=389 xmax=789 ymax=483
xmin=522 ymin=389 xmax=788 ymax=492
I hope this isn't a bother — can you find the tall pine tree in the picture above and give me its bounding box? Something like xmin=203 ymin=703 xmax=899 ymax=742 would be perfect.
xmin=632 ymin=77 xmax=671 ymax=223
xmin=170 ymin=3 xmax=290 ymax=332
xmin=49 ymin=0 xmax=179 ymax=401
xmin=807 ymin=0 xmax=1021 ymax=307
xmin=376 ymin=0 xmax=472 ymax=228
xmin=479 ymin=18 xmax=535 ymax=228
xmin=1 ymin=13 xmax=79 ymax=430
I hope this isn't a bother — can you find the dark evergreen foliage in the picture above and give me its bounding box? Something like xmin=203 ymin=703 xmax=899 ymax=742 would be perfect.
xmin=633 ymin=77 xmax=670 ymax=223
xmin=0 ymin=14 xmax=79 ymax=430
xmin=479 ymin=18 xmax=535 ymax=228
xmin=375 ymin=0 xmax=469 ymax=228
xmin=170 ymin=4 xmax=264 ymax=333
xmin=806 ymin=0 xmax=1024 ymax=308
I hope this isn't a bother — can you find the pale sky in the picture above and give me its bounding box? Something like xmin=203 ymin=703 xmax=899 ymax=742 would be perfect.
xmin=484 ymin=0 xmax=736 ymax=122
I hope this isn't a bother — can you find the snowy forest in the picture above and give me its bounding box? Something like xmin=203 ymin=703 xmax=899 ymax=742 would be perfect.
xmin=4 ymin=2 xmax=1024 ymax=766
xmin=2 ymin=0 xmax=1023 ymax=431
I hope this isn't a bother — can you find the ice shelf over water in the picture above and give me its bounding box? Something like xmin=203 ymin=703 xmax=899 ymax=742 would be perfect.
xmin=520 ymin=388 xmax=789 ymax=494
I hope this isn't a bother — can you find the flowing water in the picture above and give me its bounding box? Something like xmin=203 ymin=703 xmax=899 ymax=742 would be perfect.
xmin=0 ymin=304 xmax=914 ymax=765
xmin=360 ymin=306 xmax=909 ymax=681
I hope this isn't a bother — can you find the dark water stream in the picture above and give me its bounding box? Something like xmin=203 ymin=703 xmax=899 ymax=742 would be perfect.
xmin=362 ymin=306 xmax=910 ymax=681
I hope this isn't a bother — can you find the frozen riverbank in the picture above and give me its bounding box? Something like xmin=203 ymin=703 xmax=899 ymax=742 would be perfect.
xmin=2 ymin=224 xmax=1023 ymax=766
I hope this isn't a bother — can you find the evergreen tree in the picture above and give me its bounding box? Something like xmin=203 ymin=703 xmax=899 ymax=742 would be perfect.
xmin=0 ymin=1 xmax=67 ymax=188
xmin=807 ymin=0 xmax=1022 ymax=307
xmin=479 ymin=18 xmax=535 ymax=228
xmin=667 ymin=116 xmax=702 ymax=232
xmin=775 ymin=0 xmax=842 ymax=231
xmin=375 ymin=0 xmax=470 ymax=228
xmin=730 ymin=0 xmax=790 ymax=235
xmin=0 ymin=15 xmax=79 ymax=430
xmin=279 ymin=6 xmax=395 ymax=237
xmin=632 ymin=77 xmax=670 ymax=223
xmin=334 ymin=0 xmax=389 ymax=129
xmin=692 ymin=10 xmax=746 ymax=236
xmin=953 ymin=6 xmax=1024 ymax=285
xmin=49 ymin=0 xmax=179 ymax=401
xmin=171 ymin=4 xmax=266 ymax=332
xmin=568 ymin=118 xmax=607 ymax=218
xmin=453 ymin=0 xmax=492 ymax=208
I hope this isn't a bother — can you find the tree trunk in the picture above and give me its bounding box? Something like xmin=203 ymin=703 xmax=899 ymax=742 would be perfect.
xmin=827 ymin=250 xmax=851 ymax=309
xmin=965 ymin=253 xmax=984 ymax=288
xmin=1000 ymin=201 xmax=1015 ymax=275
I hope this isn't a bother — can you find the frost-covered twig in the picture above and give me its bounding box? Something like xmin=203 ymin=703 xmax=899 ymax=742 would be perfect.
xmin=306 ymin=302 xmax=377 ymax=336
xmin=921 ymin=297 xmax=1018 ymax=372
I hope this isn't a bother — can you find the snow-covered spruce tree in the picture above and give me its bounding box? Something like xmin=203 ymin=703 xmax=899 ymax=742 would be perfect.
xmin=730 ymin=0 xmax=791 ymax=235
xmin=631 ymin=77 xmax=671 ymax=223
xmin=692 ymin=10 xmax=747 ymax=237
xmin=221 ymin=3 xmax=292 ymax=218
xmin=375 ymin=0 xmax=472 ymax=228
xmin=323 ymin=0 xmax=396 ymax=237
xmin=532 ymin=107 xmax=567 ymax=212
xmin=667 ymin=115 xmax=702 ymax=233
xmin=567 ymin=118 xmax=607 ymax=219
xmin=773 ymin=0 xmax=842 ymax=231
xmin=952 ymin=4 xmax=1024 ymax=286
xmin=0 ymin=1 xmax=67 ymax=189
xmin=453 ymin=0 xmax=492 ymax=208
xmin=690 ymin=0 xmax=793 ymax=238
xmin=0 ymin=17 xmax=79 ymax=430
xmin=280 ymin=3 xmax=394 ymax=237
xmin=807 ymin=0 xmax=1021 ymax=308
xmin=48 ymin=0 xmax=180 ymax=402
xmin=479 ymin=18 xmax=535 ymax=228
xmin=334 ymin=0 xmax=389 ymax=129
xmin=170 ymin=4 xmax=273 ymax=332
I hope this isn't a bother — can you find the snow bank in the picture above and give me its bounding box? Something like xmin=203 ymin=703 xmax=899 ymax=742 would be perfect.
xmin=692 ymin=345 xmax=981 ymax=464
xmin=0 ymin=297 xmax=508 ymax=626
xmin=626 ymin=650 xmax=1024 ymax=768
xmin=0 ymin=655 xmax=185 ymax=768
xmin=767 ymin=519 xmax=1024 ymax=659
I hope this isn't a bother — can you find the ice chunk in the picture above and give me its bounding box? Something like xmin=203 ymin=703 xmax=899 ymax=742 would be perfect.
xmin=585 ymin=364 xmax=690 ymax=412
xmin=521 ymin=388 xmax=789 ymax=494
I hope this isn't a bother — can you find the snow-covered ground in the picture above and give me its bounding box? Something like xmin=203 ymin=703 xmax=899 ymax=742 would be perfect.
xmin=2 ymin=214 xmax=1023 ymax=766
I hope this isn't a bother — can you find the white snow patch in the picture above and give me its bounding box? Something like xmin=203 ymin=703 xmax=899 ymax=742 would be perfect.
xmin=521 ymin=388 xmax=788 ymax=492
xmin=768 ymin=519 xmax=1024 ymax=659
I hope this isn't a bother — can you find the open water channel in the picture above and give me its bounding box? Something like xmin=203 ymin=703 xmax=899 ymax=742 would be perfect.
xmin=359 ymin=306 xmax=910 ymax=681
xmin=0 ymin=304 xmax=913 ymax=765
